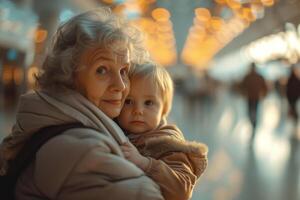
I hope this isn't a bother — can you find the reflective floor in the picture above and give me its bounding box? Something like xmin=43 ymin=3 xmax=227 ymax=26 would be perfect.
xmin=170 ymin=86 xmax=300 ymax=200
xmin=0 ymin=87 xmax=299 ymax=200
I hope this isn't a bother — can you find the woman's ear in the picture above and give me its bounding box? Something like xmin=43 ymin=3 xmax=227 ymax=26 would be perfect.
xmin=73 ymin=70 xmax=85 ymax=96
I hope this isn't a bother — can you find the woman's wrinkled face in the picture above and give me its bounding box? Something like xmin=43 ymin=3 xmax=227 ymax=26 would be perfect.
xmin=75 ymin=46 xmax=130 ymax=118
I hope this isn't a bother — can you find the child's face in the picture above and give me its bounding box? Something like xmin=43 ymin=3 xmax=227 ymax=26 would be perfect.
xmin=118 ymin=76 xmax=164 ymax=134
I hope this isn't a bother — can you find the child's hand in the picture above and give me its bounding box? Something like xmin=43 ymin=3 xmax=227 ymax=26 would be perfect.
xmin=120 ymin=141 xmax=150 ymax=171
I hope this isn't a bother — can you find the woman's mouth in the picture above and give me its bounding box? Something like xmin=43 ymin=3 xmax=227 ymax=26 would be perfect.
xmin=103 ymin=99 xmax=122 ymax=105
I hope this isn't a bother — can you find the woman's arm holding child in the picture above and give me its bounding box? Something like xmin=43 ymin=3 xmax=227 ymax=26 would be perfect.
xmin=120 ymin=141 xmax=150 ymax=171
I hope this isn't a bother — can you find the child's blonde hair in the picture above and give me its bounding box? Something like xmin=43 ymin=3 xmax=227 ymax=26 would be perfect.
xmin=129 ymin=61 xmax=174 ymax=117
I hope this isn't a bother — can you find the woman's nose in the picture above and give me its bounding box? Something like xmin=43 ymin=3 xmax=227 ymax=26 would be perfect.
xmin=111 ymin=73 xmax=126 ymax=92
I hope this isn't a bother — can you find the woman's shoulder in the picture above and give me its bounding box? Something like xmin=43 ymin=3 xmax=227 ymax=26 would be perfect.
xmin=37 ymin=127 xmax=111 ymax=162
xmin=40 ymin=127 xmax=119 ymax=156
xmin=30 ymin=127 xmax=122 ymax=196
xmin=35 ymin=126 xmax=120 ymax=174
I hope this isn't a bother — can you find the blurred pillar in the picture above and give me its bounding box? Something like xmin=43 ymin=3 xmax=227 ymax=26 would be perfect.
xmin=33 ymin=0 xmax=61 ymax=49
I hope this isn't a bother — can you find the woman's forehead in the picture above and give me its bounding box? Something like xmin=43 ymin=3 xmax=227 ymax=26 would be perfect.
xmin=82 ymin=46 xmax=130 ymax=65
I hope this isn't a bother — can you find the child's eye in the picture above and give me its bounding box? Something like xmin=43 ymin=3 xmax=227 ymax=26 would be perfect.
xmin=145 ymin=100 xmax=154 ymax=106
xmin=124 ymin=99 xmax=133 ymax=105
xmin=96 ymin=66 xmax=108 ymax=75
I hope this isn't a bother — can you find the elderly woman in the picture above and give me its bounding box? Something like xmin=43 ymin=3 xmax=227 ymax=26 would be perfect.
xmin=0 ymin=8 xmax=164 ymax=200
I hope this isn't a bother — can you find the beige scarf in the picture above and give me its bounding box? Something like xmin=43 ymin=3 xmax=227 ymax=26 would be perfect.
xmin=0 ymin=89 xmax=128 ymax=175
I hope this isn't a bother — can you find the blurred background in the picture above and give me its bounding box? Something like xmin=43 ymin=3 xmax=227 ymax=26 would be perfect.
xmin=0 ymin=0 xmax=300 ymax=199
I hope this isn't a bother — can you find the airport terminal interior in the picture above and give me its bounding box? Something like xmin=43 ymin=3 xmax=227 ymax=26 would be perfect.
xmin=0 ymin=0 xmax=300 ymax=199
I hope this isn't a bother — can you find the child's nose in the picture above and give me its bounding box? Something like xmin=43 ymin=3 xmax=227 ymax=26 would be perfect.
xmin=133 ymin=105 xmax=143 ymax=115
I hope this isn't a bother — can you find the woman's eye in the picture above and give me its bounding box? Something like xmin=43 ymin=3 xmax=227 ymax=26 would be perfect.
xmin=96 ymin=66 xmax=108 ymax=75
xmin=120 ymin=67 xmax=129 ymax=76
xmin=125 ymin=99 xmax=133 ymax=105
xmin=145 ymin=100 xmax=154 ymax=106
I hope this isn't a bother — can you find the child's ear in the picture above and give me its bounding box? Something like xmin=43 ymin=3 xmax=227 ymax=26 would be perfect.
xmin=161 ymin=109 xmax=168 ymax=122
xmin=161 ymin=103 xmax=169 ymax=118
xmin=161 ymin=108 xmax=166 ymax=117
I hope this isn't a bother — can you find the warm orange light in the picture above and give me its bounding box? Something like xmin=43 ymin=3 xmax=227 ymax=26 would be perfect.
xmin=133 ymin=18 xmax=156 ymax=34
xmin=226 ymin=0 xmax=241 ymax=10
xmin=156 ymin=21 xmax=173 ymax=33
xmin=181 ymin=34 xmax=223 ymax=68
xmin=158 ymin=51 xmax=176 ymax=66
xmin=188 ymin=29 xmax=206 ymax=43
xmin=2 ymin=66 xmax=13 ymax=85
xmin=261 ymin=0 xmax=274 ymax=7
xmin=156 ymin=20 xmax=173 ymax=27
xmin=195 ymin=8 xmax=211 ymax=21
xmin=35 ymin=29 xmax=48 ymax=43
xmin=146 ymin=38 xmax=156 ymax=50
xmin=124 ymin=2 xmax=141 ymax=14
xmin=13 ymin=67 xmax=24 ymax=85
xmin=102 ymin=0 xmax=113 ymax=4
xmin=145 ymin=0 xmax=156 ymax=3
xmin=151 ymin=8 xmax=170 ymax=21
xmin=133 ymin=11 xmax=176 ymax=66
xmin=190 ymin=25 xmax=206 ymax=34
xmin=242 ymin=7 xmax=256 ymax=22
xmin=194 ymin=18 xmax=210 ymax=28
xmin=234 ymin=8 xmax=243 ymax=19
xmin=157 ymin=32 xmax=174 ymax=40
xmin=215 ymin=0 xmax=226 ymax=4
xmin=210 ymin=17 xmax=224 ymax=31
xmin=157 ymin=25 xmax=172 ymax=33
xmin=215 ymin=31 xmax=231 ymax=44
xmin=150 ymin=47 xmax=177 ymax=66
xmin=113 ymin=4 xmax=126 ymax=15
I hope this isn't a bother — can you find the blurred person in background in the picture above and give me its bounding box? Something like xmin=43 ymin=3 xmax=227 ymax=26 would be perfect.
xmin=286 ymin=64 xmax=300 ymax=133
xmin=0 ymin=7 xmax=164 ymax=200
xmin=117 ymin=62 xmax=208 ymax=200
xmin=241 ymin=62 xmax=268 ymax=141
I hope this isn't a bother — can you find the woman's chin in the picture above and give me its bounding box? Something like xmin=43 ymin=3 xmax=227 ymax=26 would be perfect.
xmin=102 ymin=107 xmax=122 ymax=119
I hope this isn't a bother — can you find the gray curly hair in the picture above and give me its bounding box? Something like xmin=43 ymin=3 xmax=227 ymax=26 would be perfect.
xmin=36 ymin=7 xmax=148 ymax=91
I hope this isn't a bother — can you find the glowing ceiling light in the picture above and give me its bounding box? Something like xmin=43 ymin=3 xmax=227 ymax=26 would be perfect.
xmin=214 ymin=0 xmax=226 ymax=4
xmin=242 ymin=7 xmax=256 ymax=22
xmin=102 ymin=0 xmax=114 ymax=4
xmin=261 ymin=0 xmax=274 ymax=7
xmin=195 ymin=8 xmax=211 ymax=22
xmin=151 ymin=8 xmax=170 ymax=22
xmin=2 ymin=66 xmax=13 ymax=85
xmin=226 ymin=0 xmax=241 ymax=10
xmin=13 ymin=67 xmax=24 ymax=85
xmin=210 ymin=17 xmax=224 ymax=31
xmin=35 ymin=29 xmax=47 ymax=43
